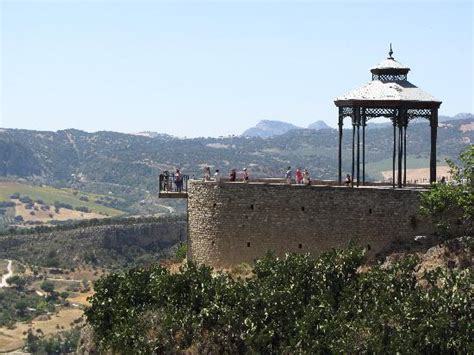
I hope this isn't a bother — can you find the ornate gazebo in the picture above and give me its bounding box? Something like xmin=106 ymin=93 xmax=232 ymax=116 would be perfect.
xmin=334 ymin=45 xmax=442 ymax=188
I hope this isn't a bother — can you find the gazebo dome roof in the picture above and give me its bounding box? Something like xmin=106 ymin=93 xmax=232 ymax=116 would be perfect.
xmin=370 ymin=57 xmax=410 ymax=72
xmin=335 ymin=44 xmax=441 ymax=107
xmin=335 ymin=80 xmax=440 ymax=104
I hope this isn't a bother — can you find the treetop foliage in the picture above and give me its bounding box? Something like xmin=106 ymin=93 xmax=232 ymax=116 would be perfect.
xmin=86 ymin=247 xmax=473 ymax=354
xmin=420 ymin=145 xmax=473 ymax=238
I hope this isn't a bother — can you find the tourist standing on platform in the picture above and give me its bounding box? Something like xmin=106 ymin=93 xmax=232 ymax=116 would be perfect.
xmin=214 ymin=169 xmax=221 ymax=183
xmin=229 ymin=169 xmax=237 ymax=182
xmin=285 ymin=166 xmax=292 ymax=184
xmin=303 ymin=169 xmax=311 ymax=185
xmin=203 ymin=167 xmax=211 ymax=181
xmin=345 ymin=174 xmax=352 ymax=187
xmin=162 ymin=170 xmax=170 ymax=191
xmin=295 ymin=168 xmax=303 ymax=184
xmin=243 ymin=168 xmax=249 ymax=182
xmin=175 ymin=169 xmax=183 ymax=192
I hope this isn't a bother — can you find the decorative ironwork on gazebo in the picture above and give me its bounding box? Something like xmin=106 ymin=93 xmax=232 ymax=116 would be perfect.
xmin=334 ymin=44 xmax=442 ymax=188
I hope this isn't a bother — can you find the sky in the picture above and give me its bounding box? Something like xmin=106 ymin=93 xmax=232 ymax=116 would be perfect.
xmin=0 ymin=0 xmax=472 ymax=138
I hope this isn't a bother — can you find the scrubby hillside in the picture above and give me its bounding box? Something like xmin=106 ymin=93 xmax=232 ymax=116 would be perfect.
xmin=0 ymin=117 xmax=472 ymax=191
xmin=0 ymin=216 xmax=186 ymax=269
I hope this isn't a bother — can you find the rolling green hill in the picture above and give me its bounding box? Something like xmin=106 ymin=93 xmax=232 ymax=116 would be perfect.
xmin=0 ymin=181 xmax=124 ymax=217
xmin=0 ymin=117 xmax=472 ymax=194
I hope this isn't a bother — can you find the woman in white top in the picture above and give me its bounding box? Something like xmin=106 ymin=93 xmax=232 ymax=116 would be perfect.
xmin=243 ymin=168 xmax=249 ymax=182
xmin=214 ymin=169 xmax=221 ymax=183
xmin=303 ymin=169 xmax=310 ymax=185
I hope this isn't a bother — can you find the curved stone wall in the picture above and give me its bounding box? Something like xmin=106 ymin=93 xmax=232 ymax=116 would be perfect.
xmin=188 ymin=181 xmax=431 ymax=267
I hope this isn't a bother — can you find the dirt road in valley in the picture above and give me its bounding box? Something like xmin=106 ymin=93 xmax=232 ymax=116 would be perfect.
xmin=0 ymin=260 xmax=13 ymax=287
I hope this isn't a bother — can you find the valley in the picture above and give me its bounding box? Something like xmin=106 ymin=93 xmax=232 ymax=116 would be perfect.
xmin=0 ymin=258 xmax=97 ymax=353
xmin=0 ymin=215 xmax=186 ymax=352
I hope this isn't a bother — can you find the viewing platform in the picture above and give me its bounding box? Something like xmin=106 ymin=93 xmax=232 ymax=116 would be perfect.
xmin=158 ymin=173 xmax=189 ymax=198
xmin=158 ymin=175 xmax=433 ymax=199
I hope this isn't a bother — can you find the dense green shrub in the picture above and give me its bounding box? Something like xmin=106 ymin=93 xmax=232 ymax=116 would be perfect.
xmin=75 ymin=206 xmax=91 ymax=213
xmin=86 ymin=247 xmax=473 ymax=353
xmin=19 ymin=196 xmax=33 ymax=204
xmin=6 ymin=275 xmax=27 ymax=289
xmin=175 ymin=242 xmax=187 ymax=262
xmin=40 ymin=281 xmax=55 ymax=293
xmin=24 ymin=326 xmax=81 ymax=353
xmin=420 ymin=146 xmax=473 ymax=238
xmin=54 ymin=201 xmax=73 ymax=210
xmin=0 ymin=288 xmax=55 ymax=326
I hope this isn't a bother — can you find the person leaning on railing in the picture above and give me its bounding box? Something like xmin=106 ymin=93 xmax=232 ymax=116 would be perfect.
xmin=175 ymin=169 xmax=183 ymax=192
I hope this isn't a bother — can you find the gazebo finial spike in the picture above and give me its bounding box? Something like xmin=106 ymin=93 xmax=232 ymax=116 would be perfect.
xmin=388 ymin=43 xmax=394 ymax=59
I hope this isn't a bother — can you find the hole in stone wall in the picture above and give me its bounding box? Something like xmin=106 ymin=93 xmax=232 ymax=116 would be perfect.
xmin=369 ymin=208 xmax=372 ymax=214
xmin=298 ymin=243 xmax=302 ymax=249
xmin=247 ymin=242 xmax=251 ymax=247
xmin=301 ymin=206 xmax=305 ymax=212
xmin=211 ymin=241 xmax=215 ymax=246
xmin=250 ymin=204 xmax=254 ymax=210
xmin=213 ymin=203 xmax=217 ymax=208
xmin=367 ymin=244 xmax=371 ymax=251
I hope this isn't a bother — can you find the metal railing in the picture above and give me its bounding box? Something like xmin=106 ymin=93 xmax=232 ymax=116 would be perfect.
xmin=159 ymin=173 xmax=189 ymax=193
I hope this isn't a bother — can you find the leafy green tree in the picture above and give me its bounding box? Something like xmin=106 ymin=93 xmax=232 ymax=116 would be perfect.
xmin=420 ymin=146 xmax=473 ymax=238
xmin=6 ymin=275 xmax=26 ymax=290
xmin=24 ymin=329 xmax=40 ymax=353
xmin=40 ymin=281 xmax=55 ymax=293
xmin=14 ymin=299 xmax=29 ymax=317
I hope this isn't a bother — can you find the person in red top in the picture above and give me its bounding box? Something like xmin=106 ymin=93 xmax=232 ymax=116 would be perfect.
xmin=295 ymin=168 xmax=303 ymax=184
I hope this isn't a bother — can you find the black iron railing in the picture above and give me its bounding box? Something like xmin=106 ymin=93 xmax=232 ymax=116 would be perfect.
xmin=159 ymin=173 xmax=189 ymax=193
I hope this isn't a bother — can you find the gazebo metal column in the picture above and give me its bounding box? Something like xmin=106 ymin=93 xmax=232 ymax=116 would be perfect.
xmin=351 ymin=114 xmax=355 ymax=188
xmin=398 ymin=120 xmax=403 ymax=188
xmin=392 ymin=118 xmax=397 ymax=188
xmin=362 ymin=108 xmax=366 ymax=185
xmin=397 ymin=108 xmax=404 ymax=188
xmin=430 ymin=109 xmax=438 ymax=183
xmin=355 ymin=107 xmax=361 ymax=187
xmin=403 ymin=114 xmax=408 ymax=186
xmin=338 ymin=107 xmax=343 ymax=184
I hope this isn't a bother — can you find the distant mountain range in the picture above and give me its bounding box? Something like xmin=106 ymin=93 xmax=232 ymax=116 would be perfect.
xmin=242 ymin=120 xmax=331 ymax=137
xmin=439 ymin=113 xmax=474 ymax=122
xmin=243 ymin=113 xmax=473 ymax=136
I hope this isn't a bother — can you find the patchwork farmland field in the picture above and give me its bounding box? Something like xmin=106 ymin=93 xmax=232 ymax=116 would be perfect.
xmin=0 ymin=181 xmax=124 ymax=217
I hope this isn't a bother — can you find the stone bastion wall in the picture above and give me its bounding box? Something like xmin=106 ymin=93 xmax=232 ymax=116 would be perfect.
xmin=187 ymin=181 xmax=432 ymax=267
